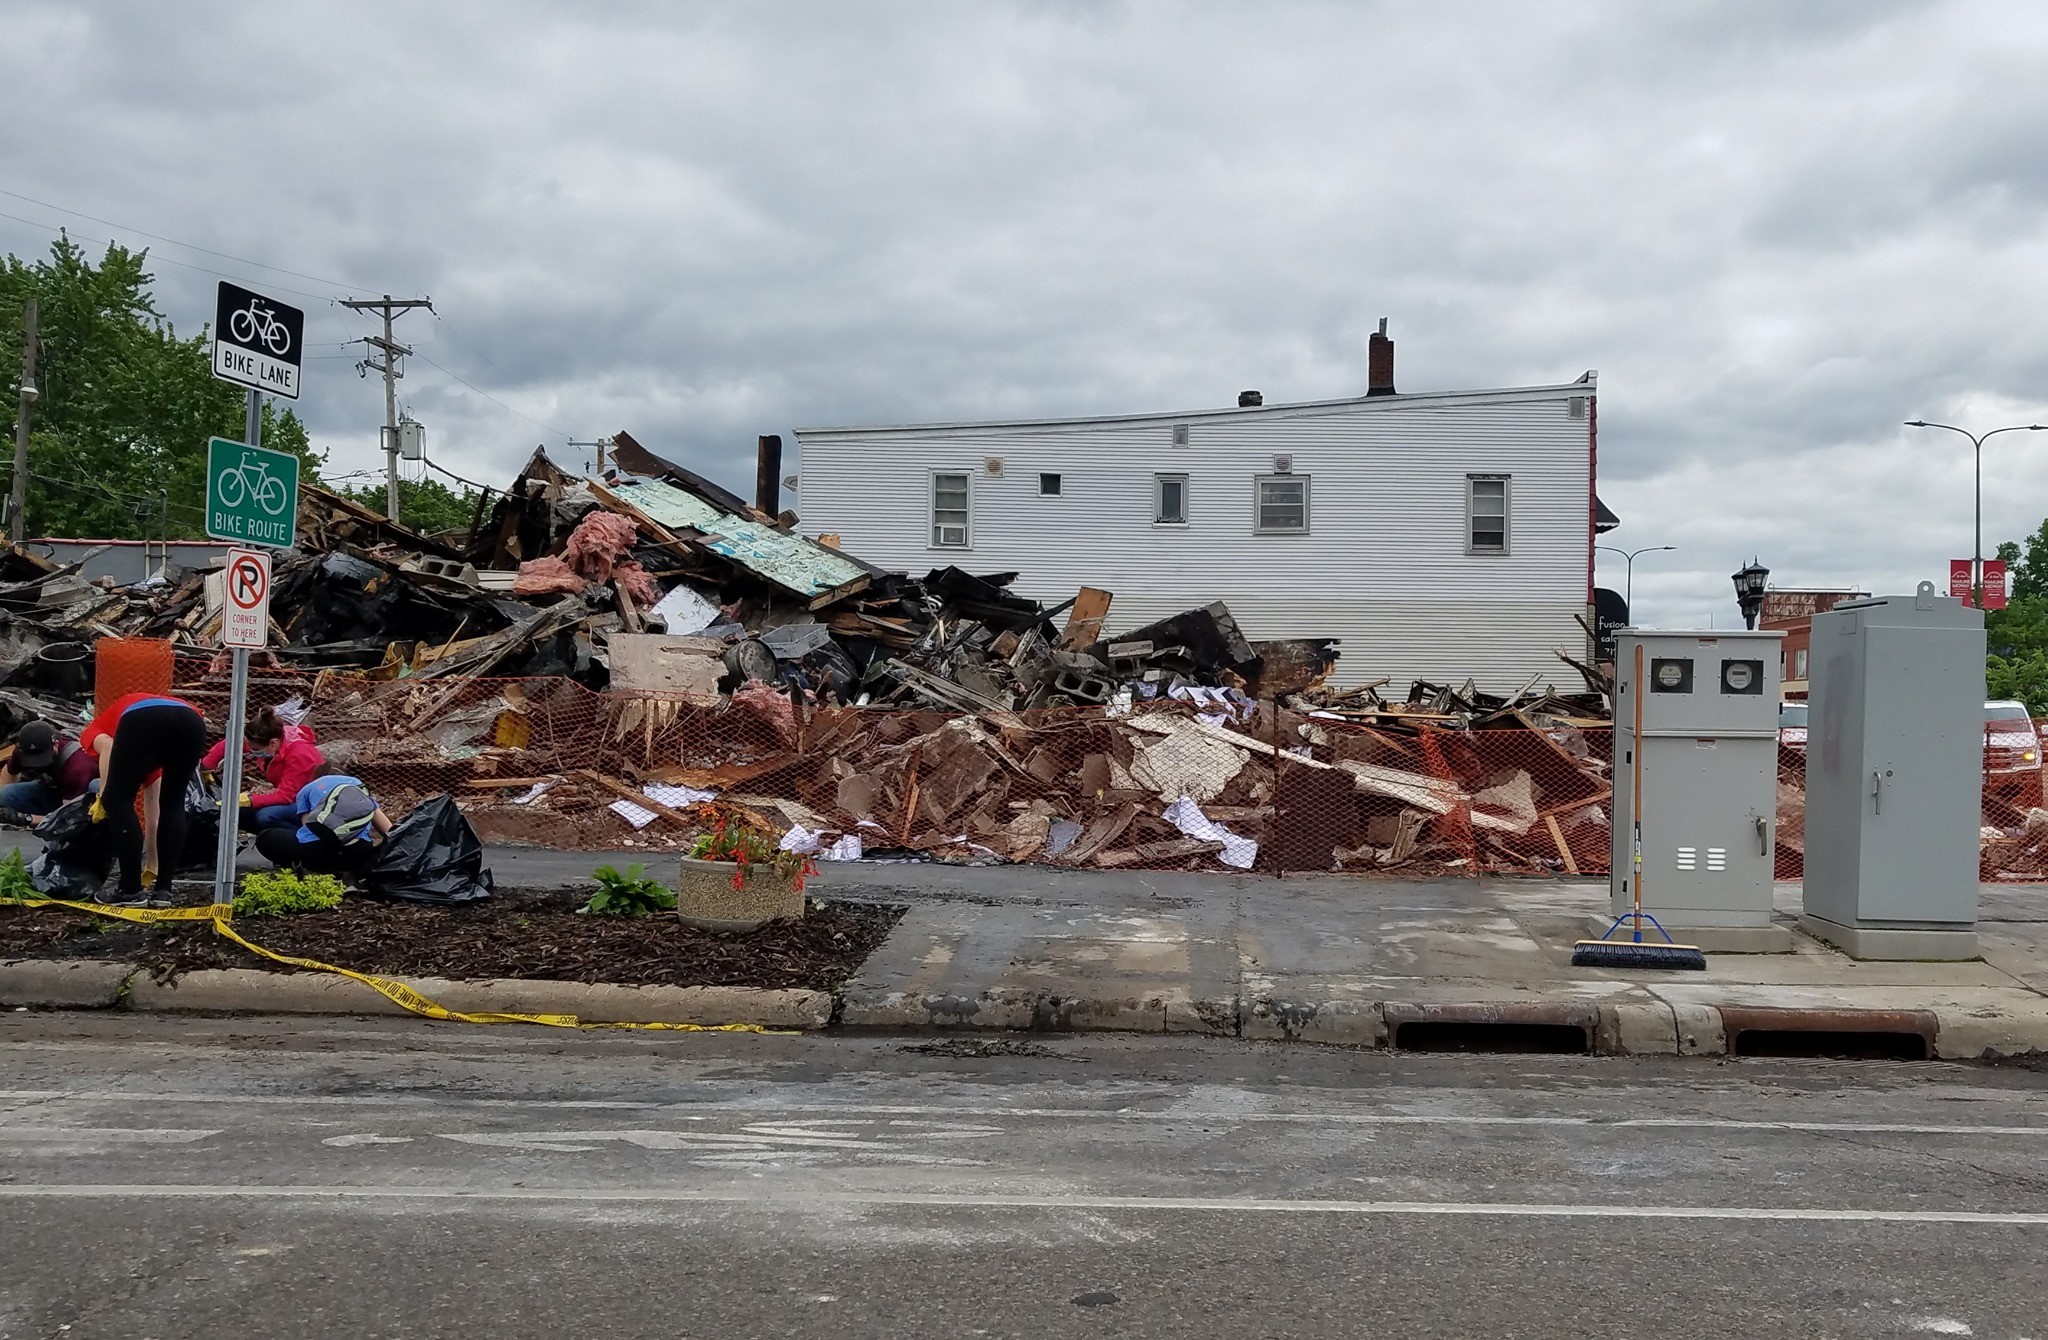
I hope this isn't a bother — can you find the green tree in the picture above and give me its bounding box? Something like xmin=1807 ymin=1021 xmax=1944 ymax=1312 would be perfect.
xmin=338 ymin=477 xmax=484 ymax=538
xmin=1985 ymin=525 xmax=2048 ymax=713
xmin=0 ymin=235 xmax=322 ymax=540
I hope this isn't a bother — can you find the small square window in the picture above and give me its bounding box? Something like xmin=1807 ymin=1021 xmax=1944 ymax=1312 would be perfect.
xmin=1467 ymin=474 xmax=1509 ymax=554
xmin=1155 ymin=473 xmax=1188 ymax=525
xmin=1254 ymin=475 xmax=1309 ymax=534
xmin=931 ymin=471 xmax=970 ymax=547
xmin=1039 ymin=472 xmax=1062 ymax=496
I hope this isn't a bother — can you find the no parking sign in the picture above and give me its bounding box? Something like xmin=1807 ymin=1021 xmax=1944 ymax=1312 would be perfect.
xmin=223 ymin=549 xmax=272 ymax=649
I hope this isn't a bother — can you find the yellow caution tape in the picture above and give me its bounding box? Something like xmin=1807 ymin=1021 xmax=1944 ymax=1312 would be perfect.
xmin=6 ymin=896 xmax=221 ymax=924
xmin=6 ymin=895 xmax=793 ymax=1035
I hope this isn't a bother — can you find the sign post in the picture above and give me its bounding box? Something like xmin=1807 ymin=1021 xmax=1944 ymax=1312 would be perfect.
xmin=208 ymin=282 xmax=302 ymax=914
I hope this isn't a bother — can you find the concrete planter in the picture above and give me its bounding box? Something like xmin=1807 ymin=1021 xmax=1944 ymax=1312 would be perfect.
xmin=676 ymin=855 xmax=805 ymax=931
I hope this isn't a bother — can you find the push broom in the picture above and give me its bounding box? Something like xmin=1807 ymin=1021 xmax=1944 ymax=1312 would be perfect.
xmin=1573 ymin=642 xmax=1708 ymax=971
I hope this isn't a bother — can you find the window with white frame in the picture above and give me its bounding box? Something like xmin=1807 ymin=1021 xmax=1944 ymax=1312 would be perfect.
xmin=1467 ymin=474 xmax=1509 ymax=553
xmin=931 ymin=472 xmax=970 ymax=547
xmin=1155 ymin=473 xmax=1188 ymax=525
xmin=1254 ymin=474 xmax=1309 ymax=534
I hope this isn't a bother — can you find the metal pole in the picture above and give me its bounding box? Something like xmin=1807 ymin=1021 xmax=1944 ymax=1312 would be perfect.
xmin=211 ymin=389 xmax=261 ymax=914
xmin=381 ymin=298 xmax=400 ymax=522
xmin=1974 ymin=432 xmax=1983 ymax=610
xmin=10 ymin=297 xmax=37 ymax=546
xmin=1623 ymin=555 xmax=1633 ymax=615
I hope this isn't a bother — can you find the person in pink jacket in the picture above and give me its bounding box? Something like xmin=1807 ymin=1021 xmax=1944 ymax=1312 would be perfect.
xmin=200 ymin=707 xmax=326 ymax=832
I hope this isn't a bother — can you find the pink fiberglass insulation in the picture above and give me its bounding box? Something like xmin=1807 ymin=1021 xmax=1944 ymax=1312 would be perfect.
xmin=563 ymin=510 xmax=641 ymax=582
xmin=613 ymin=560 xmax=662 ymax=607
xmin=512 ymin=555 xmax=586 ymax=596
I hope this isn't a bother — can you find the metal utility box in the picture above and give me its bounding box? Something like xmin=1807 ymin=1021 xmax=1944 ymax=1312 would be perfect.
xmin=1802 ymin=584 xmax=1984 ymax=953
xmin=1611 ymin=630 xmax=1784 ymax=943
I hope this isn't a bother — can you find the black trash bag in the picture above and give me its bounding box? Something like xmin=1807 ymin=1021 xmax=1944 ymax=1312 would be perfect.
xmin=179 ymin=775 xmax=225 ymax=873
xmin=27 ymin=794 xmax=113 ymax=899
xmin=359 ymin=795 xmax=493 ymax=906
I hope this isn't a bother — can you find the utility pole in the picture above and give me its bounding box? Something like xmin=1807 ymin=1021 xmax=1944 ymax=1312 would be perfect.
xmin=9 ymin=298 xmax=37 ymax=546
xmin=341 ymin=294 xmax=432 ymax=522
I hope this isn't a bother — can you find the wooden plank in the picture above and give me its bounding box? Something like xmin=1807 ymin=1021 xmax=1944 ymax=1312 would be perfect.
xmin=1543 ymin=814 xmax=1580 ymax=876
xmin=464 ymin=776 xmax=561 ymax=789
xmin=807 ymin=574 xmax=872 ymax=610
xmin=1058 ymin=587 xmax=1114 ymax=651
xmin=577 ymin=770 xmax=702 ymax=828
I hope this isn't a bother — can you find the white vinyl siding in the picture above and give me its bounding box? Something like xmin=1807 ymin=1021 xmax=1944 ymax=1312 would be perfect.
xmin=1468 ymin=474 xmax=1509 ymax=554
xmin=800 ymin=382 xmax=1594 ymax=690
xmin=930 ymin=471 xmax=970 ymax=547
xmin=1254 ymin=475 xmax=1308 ymax=534
xmin=1155 ymin=473 xmax=1187 ymax=525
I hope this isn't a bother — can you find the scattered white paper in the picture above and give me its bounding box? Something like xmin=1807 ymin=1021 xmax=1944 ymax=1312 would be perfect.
xmin=1163 ymin=795 xmax=1258 ymax=870
xmin=511 ymin=781 xmax=554 ymax=806
xmin=609 ymin=781 xmax=718 ymax=830
xmin=780 ymin=824 xmax=824 ymax=854
xmin=651 ymin=584 xmax=721 ymax=635
xmin=822 ymin=834 xmax=862 ymax=861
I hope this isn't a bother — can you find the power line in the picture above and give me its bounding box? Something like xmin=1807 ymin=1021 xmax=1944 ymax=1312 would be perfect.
xmin=411 ymin=350 xmax=573 ymax=439
xmin=419 ymin=455 xmax=498 ymax=493
xmin=0 ymin=208 xmax=343 ymax=306
xmin=0 ymin=187 xmax=375 ymax=292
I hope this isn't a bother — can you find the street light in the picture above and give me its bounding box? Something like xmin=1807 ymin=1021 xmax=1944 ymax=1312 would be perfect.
xmin=1595 ymin=544 xmax=1677 ymax=617
xmin=1904 ymin=420 xmax=2048 ymax=607
xmin=1732 ymin=559 xmax=1770 ymax=630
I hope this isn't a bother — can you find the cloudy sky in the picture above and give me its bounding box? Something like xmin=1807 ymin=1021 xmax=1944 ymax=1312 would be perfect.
xmin=5 ymin=0 xmax=2046 ymax=626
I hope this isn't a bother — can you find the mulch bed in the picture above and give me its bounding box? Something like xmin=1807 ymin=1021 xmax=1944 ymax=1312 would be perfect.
xmin=0 ymin=899 xmax=902 ymax=992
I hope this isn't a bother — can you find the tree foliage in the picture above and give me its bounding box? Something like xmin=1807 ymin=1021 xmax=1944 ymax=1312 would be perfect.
xmin=338 ymin=477 xmax=484 ymax=539
xmin=1985 ymin=524 xmax=2048 ymax=714
xmin=0 ymin=236 xmax=321 ymax=540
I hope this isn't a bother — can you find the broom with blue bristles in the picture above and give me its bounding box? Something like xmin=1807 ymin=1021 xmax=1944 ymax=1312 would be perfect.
xmin=1573 ymin=642 xmax=1708 ymax=971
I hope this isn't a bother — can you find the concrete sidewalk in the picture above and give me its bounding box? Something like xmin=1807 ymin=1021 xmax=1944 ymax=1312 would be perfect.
xmin=5 ymin=829 xmax=2047 ymax=1058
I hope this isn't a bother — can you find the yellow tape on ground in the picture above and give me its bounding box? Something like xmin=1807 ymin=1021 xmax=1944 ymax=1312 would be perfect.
xmin=8 ymin=894 xmax=792 ymax=1035
xmin=6 ymin=896 xmax=221 ymax=925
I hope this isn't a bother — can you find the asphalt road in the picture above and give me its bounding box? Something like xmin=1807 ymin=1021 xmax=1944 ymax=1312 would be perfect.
xmin=2 ymin=1017 xmax=2046 ymax=1338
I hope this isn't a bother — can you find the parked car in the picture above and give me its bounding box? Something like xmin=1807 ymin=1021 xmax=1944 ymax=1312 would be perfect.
xmin=1778 ymin=701 xmax=1807 ymax=751
xmin=1983 ymin=700 xmax=2044 ymax=813
xmin=1778 ymin=700 xmax=2042 ymax=811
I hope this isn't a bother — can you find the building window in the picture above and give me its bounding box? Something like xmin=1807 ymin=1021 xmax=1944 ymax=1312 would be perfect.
xmin=1155 ymin=473 xmax=1188 ymax=525
xmin=1039 ymin=472 xmax=1062 ymax=496
xmin=1254 ymin=475 xmax=1309 ymax=534
xmin=1467 ymin=474 xmax=1509 ymax=553
xmin=931 ymin=472 xmax=970 ymax=547
xmin=1794 ymin=647 xmax=1809 ymax=681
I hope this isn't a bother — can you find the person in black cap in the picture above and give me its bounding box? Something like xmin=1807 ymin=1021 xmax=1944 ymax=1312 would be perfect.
xmin=0 ymin=720 xmax=98 ymax=824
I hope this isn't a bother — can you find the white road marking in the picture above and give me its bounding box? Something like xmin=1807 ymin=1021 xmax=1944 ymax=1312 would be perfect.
xmin=0 ymin=1094 xmax=2043 ymax=1139
xmin=1 ymin=1184 xmax=2047 ymax=1224
xmin=320 ymin=1134 xmax=415 ymax=1148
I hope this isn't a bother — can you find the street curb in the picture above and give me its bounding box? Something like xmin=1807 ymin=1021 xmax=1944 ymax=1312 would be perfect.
xmin=116 ymin=967 xmax=829 ymax=1029
xmin=839 ymin=986 xmax=1205 ymax=1035
xmin=1242 ymin=997 xmax=1385 ymax=1047
xmin=0 ymin=959 xmax=139 ymax=1010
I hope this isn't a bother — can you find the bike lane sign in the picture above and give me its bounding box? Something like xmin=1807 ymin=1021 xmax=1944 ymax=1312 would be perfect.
xmin=206 ymin=436 xmax=299 ymax=548
xmin=211 ymin=280 xmax=303 ymax=399
xmin=222 ymin=549 xmax=272 ymax=650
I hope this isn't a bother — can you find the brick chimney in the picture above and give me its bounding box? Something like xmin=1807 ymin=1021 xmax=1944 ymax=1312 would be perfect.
xmin=1367 ymin=317 xmax=1395 ymax=396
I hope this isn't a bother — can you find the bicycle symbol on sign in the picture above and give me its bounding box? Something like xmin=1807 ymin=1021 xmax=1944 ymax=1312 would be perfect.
xmin=216 ymin=451 xmax=290 ymax=516
xmin=227 ymin=297 xmax=293 ymax=357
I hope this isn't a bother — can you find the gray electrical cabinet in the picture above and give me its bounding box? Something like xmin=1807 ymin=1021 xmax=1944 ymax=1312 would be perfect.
xmin=1610 ymin=629 xmax=1787 ymax=950
xmin=1801 ymin=583 xmax=1985 ymax=959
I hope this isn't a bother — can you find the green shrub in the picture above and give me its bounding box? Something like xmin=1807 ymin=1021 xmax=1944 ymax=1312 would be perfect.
xmin=0 ymin=848 xmax=32 ymax=901
xmin=582 ymin=863 xmax=677 ymax=917
xmin=235 ymin=870 xmax=346 ymax=916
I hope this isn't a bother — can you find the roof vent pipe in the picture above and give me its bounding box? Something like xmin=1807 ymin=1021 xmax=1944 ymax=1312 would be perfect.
xmin=1367 ymin=317 xmax=1395 ymax=397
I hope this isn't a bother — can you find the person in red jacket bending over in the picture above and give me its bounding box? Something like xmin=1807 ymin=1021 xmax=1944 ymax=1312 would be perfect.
xmin=200 ymin=707 xmax=326 ymax=833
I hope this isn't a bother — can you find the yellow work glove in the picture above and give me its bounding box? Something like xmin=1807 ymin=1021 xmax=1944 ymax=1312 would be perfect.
xmin=141 ymin=865 xmax=158 ymax=887
xmin=87 ymin=797 xmax=106 ymax=823
xmin=238 ymin=792 xmax=253 ymax=808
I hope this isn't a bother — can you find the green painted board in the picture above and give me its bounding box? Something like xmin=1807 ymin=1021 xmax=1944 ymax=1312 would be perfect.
xmin=205 ymin=436 xmax=299 ymax=548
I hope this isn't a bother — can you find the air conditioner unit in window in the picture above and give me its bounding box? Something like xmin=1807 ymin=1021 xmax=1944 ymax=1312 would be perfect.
xmin=937 ymin=525 xmax=967 ymax=546
xmin=984 ymin=457 xmax=1004 ymax=475
xmin=1272 ymin=454 xmax=1293 ymax=474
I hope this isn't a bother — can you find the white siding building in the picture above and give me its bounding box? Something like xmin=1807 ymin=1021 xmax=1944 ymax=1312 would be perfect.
xmin=794 ymin=364 xmax=1602 ymax=692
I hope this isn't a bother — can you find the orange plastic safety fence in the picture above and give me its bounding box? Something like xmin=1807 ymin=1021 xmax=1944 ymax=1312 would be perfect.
xmin=161 ymin=651 xmax=2048 ymax=883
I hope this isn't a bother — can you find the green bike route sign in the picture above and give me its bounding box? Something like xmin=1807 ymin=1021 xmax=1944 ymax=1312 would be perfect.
xmin=205 ymin=436 xmax=299 ymax=548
